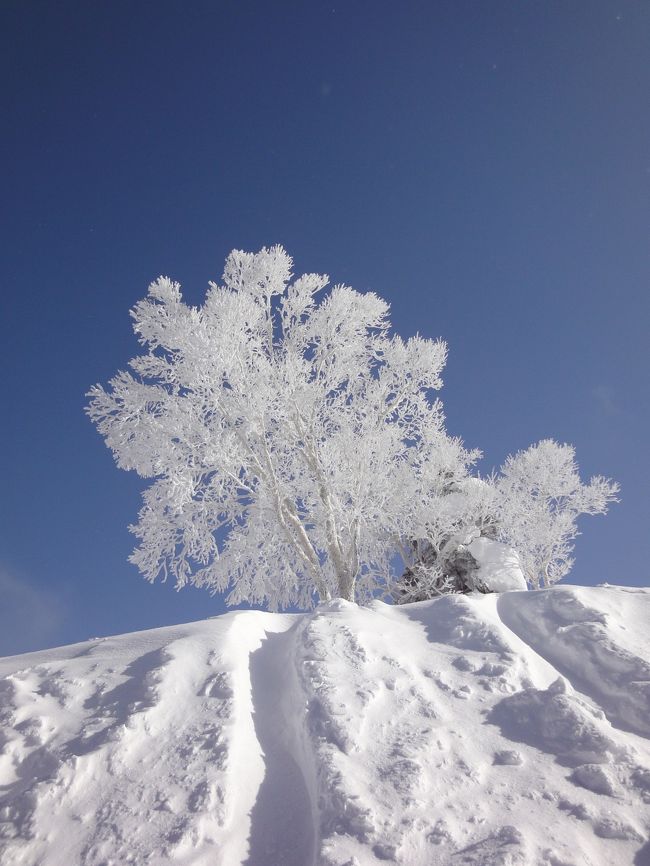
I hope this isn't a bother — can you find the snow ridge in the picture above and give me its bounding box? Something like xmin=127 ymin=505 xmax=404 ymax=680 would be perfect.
xmin=1 ymin=586 xmax=649 ymax=865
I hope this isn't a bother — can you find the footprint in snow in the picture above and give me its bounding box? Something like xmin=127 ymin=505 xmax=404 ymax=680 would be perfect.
xmin=454 ymin=685 xmax=472 ymax=699
xmin=427 ymin=817 xmax=455 ymax=846
xmin=199 ymin=671 xmax=233 ymax=700
xmin=593 ymin=815 xmax=644 ymax=842
xmin=454 ymin=825 xmax=527 ymax=865
xmin=570 ymin=764 xmax=616 ymax=796
xmin=493 ymin=749 xmax=523 ymax=766
xmin=558 ymin=798 xmax=593 ymax=821
xmin=452 ymin=656 xmax=476 ymax=673
xmin=380 ymin=757 xmax=422 ymax=795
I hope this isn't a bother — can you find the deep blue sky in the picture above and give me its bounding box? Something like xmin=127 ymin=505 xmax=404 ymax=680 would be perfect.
xmin=1 ymin=1 xmax=648 ymax=655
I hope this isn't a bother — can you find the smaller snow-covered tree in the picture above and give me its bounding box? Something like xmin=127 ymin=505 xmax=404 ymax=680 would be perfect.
xmin=394 ymin=441 xmax=618 ymax=598
xmin=494 ymin=439 xmax=619 ymax=588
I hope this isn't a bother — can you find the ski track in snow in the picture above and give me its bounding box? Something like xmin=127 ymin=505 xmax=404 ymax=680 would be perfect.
xmin=246 ymin=623 xmax=317 ymax=866
xmin=0 ymin=586 xmax=649 ymax=865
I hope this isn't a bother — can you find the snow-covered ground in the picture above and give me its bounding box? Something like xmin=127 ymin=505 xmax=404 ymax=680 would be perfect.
xmin=1 ymin=585 xmax=649 ymax=866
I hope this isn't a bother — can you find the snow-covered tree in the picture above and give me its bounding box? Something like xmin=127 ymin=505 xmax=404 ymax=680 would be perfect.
xmin=87 ymin=246 xmax=478 ymax=608
xmin=493 ymin=439 xmax=619 ymax=588
xmin=394 ymin=441 xmax=619 ymax=599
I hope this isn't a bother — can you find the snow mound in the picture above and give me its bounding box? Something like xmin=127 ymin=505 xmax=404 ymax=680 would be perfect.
xmin=468 ymin=537 xmax=528 ymax=592
xmin=1 ymin=586 xmax=649 ymax=865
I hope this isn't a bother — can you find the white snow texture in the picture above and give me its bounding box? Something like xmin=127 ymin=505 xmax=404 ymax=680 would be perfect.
xmin=1 ymin=585 xmax=649 ymax=866
xmin=469 ymin=538 xmax=528 ymax=592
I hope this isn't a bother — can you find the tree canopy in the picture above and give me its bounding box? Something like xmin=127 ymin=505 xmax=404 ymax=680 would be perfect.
xmin=87 ymin=247 xmax=618 ymax=607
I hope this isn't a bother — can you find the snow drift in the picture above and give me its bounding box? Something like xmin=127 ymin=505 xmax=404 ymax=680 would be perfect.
xmin=1 ymin=585 xmax=649 ymax=866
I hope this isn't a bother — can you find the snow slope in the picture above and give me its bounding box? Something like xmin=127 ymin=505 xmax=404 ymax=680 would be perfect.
xmin=1 ymin=586 xmax=649 ymax=866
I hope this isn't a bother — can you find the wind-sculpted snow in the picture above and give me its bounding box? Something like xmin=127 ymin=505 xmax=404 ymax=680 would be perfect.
xmin=497 ymin=586 xmax=650 ymax=738
xmin=1 ymin=587 xmax=649 ymax=865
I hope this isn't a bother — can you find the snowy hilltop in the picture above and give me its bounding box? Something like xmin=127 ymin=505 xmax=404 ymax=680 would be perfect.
xmin=1 ymin=585 xmax=649 ymax=866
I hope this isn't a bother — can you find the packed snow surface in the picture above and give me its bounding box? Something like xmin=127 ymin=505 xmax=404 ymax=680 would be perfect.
xmin=1 ymin=585 xmax=649 ymax=866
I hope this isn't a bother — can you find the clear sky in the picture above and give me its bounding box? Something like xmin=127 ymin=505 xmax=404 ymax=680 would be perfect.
xmin=1 ymin=1 xmax=648 ymax=656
